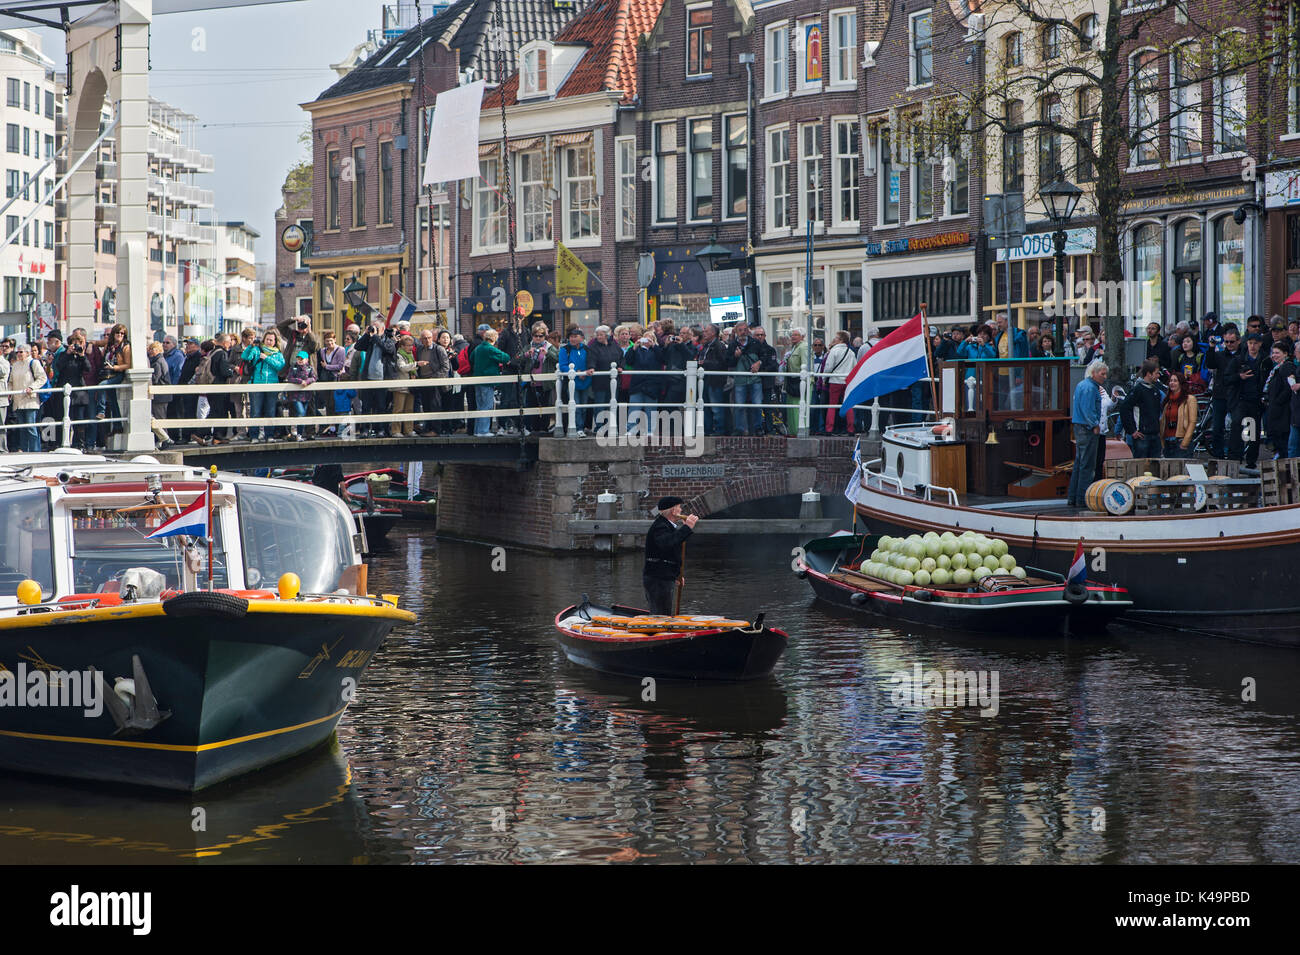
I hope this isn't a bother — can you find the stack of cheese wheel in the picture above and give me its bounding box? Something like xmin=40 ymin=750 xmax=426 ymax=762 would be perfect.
xmin=863 ymin=532 xmax=1027 ymax=588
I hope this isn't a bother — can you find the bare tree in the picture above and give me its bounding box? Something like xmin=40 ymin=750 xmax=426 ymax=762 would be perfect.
xmin=889 ymin=0 xmax=1279 ymax=375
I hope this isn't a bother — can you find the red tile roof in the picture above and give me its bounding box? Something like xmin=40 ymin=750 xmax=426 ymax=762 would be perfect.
xmin=486 ymin=0 xmax=666 ymax=108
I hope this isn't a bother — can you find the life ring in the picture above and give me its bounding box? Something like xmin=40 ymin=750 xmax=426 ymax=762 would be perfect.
xmin=1063 ymin=582 xmax=1089 ymax=605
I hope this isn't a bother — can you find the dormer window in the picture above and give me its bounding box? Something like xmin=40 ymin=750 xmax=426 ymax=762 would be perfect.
xmin=522 ymin=44 xmax=550 ymax=98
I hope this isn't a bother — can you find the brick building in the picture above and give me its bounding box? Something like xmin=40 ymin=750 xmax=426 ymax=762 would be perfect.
xmin=633 ymin=0 xmax=757 ymax=334
xmin=861 ymin=0 xmax=981 ymax=335
xmin=301 ymin=0 xmax=590 ymax=338
xmin=1115 ymin=3 xmax=1269 ymax=332
xmin=463 ymin=0 xmax=665 ymax=335
xmin=751 ymin=0 xmax=872 ymax=344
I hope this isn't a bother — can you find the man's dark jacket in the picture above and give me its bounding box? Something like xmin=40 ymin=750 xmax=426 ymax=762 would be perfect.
xmin=643 ymin=515 xmax=693 ymax=580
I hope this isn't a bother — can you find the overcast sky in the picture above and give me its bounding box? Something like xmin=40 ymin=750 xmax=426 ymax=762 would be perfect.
xmin=35 ymin=0 xmax=380 ymax=264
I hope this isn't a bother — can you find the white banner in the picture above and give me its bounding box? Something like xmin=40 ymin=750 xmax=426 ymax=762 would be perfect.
xmin=407 ymin=461 xmax=424 ymax=501
xmin=422 ymin=81 xmax=486 ymax=187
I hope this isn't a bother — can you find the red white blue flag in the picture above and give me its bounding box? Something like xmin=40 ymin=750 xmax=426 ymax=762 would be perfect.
xmin=147 ymin=493 xmax=209 ymax=540
xmin=386 ymin=291 xmax=416 ymax=329
xmin=1067 ymin=540 xmax=1087 ymax=585
xmin=839 ymin=313 xmax=929 ymax=414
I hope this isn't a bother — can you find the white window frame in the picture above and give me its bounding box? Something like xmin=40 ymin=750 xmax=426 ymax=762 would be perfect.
xmin=795 ymin=18 xmax=823 ymax=94
xmin=723 ymin=113 xmax=747 ymax=221
xmin=653 ymin=120 xmax=678 ymax=225
xmin=615 ymin=135 xmax=636 ymax=240
xmin=562 ymin=144 xmax=599 ymax=245
xmin=798 ymin=121 xmax=823 ymax=229
xmin=909 ymin=11 xmax=932 ymax=87
xmin=520 ymin=42 xmax=551 ymax=99
xmin=944 ymin=138 xmax=970 ymax=218
xmin=474 ymin=155 xmax=506 ymax=252
xmin=764 ymin=21 xmax=789 ymax=100
xmin=1170 ymin=41 xmax=1203 ymax=161
xmin=766 ymin=124 xmax=791 ymax=235
xmin=687 ymin=116 xmax=713 ymax=223
xmin=1213 ymin=34 xmax=1247 ymax=156
xmin=829 ymin=9 xmax=856 ymax=88
xmin=909 ymin=127 xmax=933 ymax=224
xmin=878 ymin=127 xmax=899 ymax=227
xmin=518 ymin=149 xmax=551 ymax=248
xmin=1129 ymin=48 xmax=1160 ymax=168
xmin=686 ymin=2 xmax=713 ymax=78
xmin=831 ymin=116 xmax=859 ymax=230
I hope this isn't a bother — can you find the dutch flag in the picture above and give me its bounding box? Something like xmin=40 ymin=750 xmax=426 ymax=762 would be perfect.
xmin=147 ymin=493 xmax=209 ymax=540
xmin=1067 ymin=539 xmax=1087 ymax=585
xmin=386 ymin=291 xmax=416 ymax=329
xmin=839 ymin=313 xmax=929 ymax=414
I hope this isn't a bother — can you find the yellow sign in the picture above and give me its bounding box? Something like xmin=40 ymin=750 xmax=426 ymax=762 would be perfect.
xmin=556 ymin=241 xmax=588 ymax=297
xmin=564 ymin=297 xmax=574 ymax=308
xmin=515 ymin=290 xmax=534 ymax=315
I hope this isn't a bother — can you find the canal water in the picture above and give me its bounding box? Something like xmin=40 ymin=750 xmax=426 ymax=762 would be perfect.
xmin=5 ymin=528 xmax=1300 ymax=864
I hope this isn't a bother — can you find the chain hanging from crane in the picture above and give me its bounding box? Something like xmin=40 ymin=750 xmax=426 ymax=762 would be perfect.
xmin=414 ymin=2 xmax=443 ymax=325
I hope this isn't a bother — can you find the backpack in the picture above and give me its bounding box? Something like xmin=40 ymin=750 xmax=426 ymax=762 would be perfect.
xmin=193 ymin=354 xmax=215 ymax=386
xmin=457 ymin=346 xmax=471 ymax=376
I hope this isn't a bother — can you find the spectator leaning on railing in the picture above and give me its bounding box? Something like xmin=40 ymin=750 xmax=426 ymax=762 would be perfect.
xmin=242 ymin=329 xmax=286 ymax=442
xmin=52 ymin=331 xmax=92 ymax=450
xmin=752 ymin=325 xmax=785 ymax=436
xmin=470 ymin=328 xmax=511 ymax=436
xmin=555 ymin=325 xmax=593 ymax=436
xmin=727 ymin=323 xmax=765 ymax=437
xmin=627 ymin=335 xmax=665 ymax=435
xmin=146 ymin=341 xmax=174 ymax=449
xmin=514 ymin=322 xmax=557 ymax=435
xmin=587 ymin=324 xmax=624 ymax=413
xmin=390 ymin=335 xmax=417 ymax=438
xmin=287 ymin=349 xmax=318 ymax=441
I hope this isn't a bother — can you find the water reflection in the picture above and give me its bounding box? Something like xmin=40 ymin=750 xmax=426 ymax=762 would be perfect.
xmin=5 ymin=529 xmax=1299 ymax=864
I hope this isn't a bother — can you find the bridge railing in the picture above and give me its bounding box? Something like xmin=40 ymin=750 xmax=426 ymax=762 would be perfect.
xmin=144 ymin=363 xmax=936 ymax=445
xmin=1 ymin=381 xmax=131 ymax=449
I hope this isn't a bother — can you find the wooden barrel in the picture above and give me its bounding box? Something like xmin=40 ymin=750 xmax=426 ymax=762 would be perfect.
xmin=1085 ymin=479 xmax=1135 ymax=515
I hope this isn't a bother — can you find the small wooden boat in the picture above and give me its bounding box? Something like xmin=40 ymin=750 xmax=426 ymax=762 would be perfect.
xmin=340 ymin=468 xmax=436 ymax=521
xmin=554 ymin=597 xmax=788 ymax=680
xmin=796 ymin=534 xmax=1132 ymax=634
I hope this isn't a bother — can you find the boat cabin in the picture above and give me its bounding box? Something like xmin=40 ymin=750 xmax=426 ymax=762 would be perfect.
xmin=0 ymin=453 xmax=365 ymax=608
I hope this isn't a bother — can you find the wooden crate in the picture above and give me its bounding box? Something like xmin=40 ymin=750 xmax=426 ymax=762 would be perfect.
xmin=1261 ymin=458 xmax=1300 ymax=507
xmin=1132 ymin=477 xmax=1261 ymax=513
xmin=1106 ymin=457 xmax=1240 ymax=481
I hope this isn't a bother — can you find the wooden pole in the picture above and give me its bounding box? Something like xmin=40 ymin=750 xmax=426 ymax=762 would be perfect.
xmin=919 ymin=302 xmax=940 ymax=418
xmin=673 ymin=542 xmax=686 ymax=615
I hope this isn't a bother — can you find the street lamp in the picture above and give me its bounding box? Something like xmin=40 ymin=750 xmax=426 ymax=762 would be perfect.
xmin=342 ymin=276 xmax=368 ymax=324
xmin=694 ymin=236 xmax=732 ymax=274
xmin=1041 ymin=176 xmax=1082 ymax=356
xmin=19 ymin=282 xmax=37 ymax=344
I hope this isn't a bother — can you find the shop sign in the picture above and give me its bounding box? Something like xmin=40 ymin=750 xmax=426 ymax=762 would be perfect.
xmin=866 ymin=231 xmax=970 ymax=257
xmin=996 ymin=228 xmax=1096 ymax=262
xmin=663 ymin=465 xmax=725 ymax=478
xmin=1120 ymin=182 xmax=1252 ymax=215
xmin=1264 ymin=169 xmax=1300 ymax=209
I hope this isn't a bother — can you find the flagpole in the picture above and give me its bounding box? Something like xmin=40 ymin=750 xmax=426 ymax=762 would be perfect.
xmin=206 ymin=466 xmax=216 ymax=592
xmin=919 ymin=302 xmax=939 ymax=419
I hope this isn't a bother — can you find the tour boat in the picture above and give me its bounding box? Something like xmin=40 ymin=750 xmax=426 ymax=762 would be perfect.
xmin=796 ymin=534 xmax=1132 ymax=634
xmin=271 ymin=466 xmax=401 ymax=545
xmin=0 ymin=451 xmax=415 ymax=791
xmin=553 ymin=598 xmax=788 ymax=680
xmin=340 ymin=468 xmax=436 ymax=521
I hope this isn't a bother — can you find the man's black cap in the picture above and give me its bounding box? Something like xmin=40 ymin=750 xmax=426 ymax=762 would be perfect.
xmin=656 ymin=496 xmax=684 ymax=511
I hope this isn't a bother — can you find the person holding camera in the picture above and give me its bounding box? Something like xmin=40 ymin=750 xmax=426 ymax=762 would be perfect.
xmin=276 ymin=314 xmax=319 ymax=379
xmin=354 ymin=323 xmax=397 ymax=436
xmin=241 ymin=329 xmax=287 ymax=442
xmin=52 ymin=332 xmax=92 ymax=450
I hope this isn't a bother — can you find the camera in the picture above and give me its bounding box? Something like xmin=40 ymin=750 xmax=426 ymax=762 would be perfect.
xmin=297 ymin=319 xmax=308 ymax=330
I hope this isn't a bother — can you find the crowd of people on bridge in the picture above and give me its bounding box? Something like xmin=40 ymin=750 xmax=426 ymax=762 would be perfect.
xmin=13 ymin=305 xmax=1299 ymax=454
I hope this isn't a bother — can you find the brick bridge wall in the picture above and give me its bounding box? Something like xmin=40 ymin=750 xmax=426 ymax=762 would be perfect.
xmin=437 ymin=435 xmax=861 ymax=550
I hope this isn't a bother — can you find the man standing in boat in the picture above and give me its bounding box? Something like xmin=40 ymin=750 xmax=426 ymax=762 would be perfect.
xmin=1067 ymin=359 xmax=1108 ymax=509
xmin=644 ymin=496 xmax=699 ymax=614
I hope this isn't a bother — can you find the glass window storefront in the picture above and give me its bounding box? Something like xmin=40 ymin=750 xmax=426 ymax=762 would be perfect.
xmin=1172 ymin=218 xmax=1202 ymax=329
xmin=1214 ymin=215 xmax=1245 ymax=323
xmin=1133 ymin=223 xmax=1163 ymax=328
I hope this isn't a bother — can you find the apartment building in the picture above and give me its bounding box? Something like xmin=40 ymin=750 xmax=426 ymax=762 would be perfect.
xmin=0 ymin=29 xmax=58 ymax=337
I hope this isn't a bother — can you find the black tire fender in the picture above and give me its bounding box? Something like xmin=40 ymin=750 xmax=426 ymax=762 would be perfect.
xmin=162 ymin=591 xmax=250 ymax=618
xmin=912 ymin=590 xmax=934 ymax=602
xmin=1063 ymin=582 xmax=1089 ymax=606
xmin=850 ymin=591 xmax=868 ymax=606
xmin=795 ymin=568 xmax=808 ymax=579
